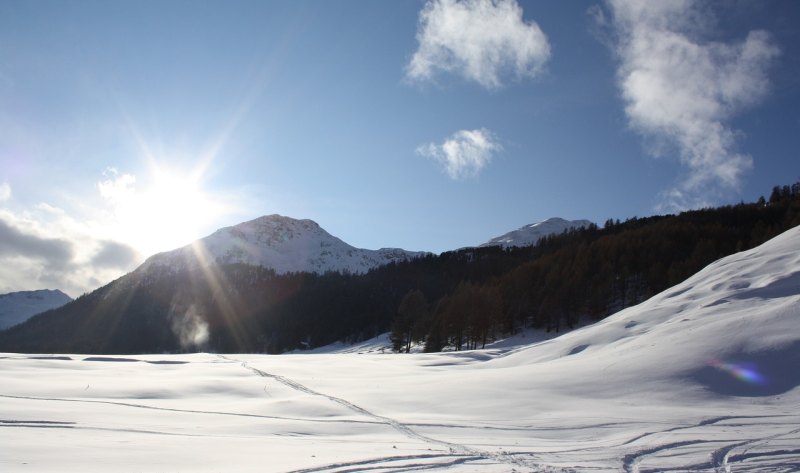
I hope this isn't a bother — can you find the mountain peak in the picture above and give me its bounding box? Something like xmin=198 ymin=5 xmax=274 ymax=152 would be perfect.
xmin=533 ymin=217 xmax=570 ymax=225
xmin=480 ymin=217 xmax=593 ymax=248
xmin=237 ymin=214 xmax=321 ymax=229
xmin=145 ymin=214 xmax=427 ymax=275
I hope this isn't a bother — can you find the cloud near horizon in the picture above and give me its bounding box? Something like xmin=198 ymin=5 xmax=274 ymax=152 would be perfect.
xmin=601 ymin=0 xmax=780 ymax=211
xmin=407 ymin=0 xmax=551 ymax=89
xmin=0 ymin=182 xmax=141 ymax=297
xmin=0 ymin=218 xmax=75 ymax=271
xmin=418 ymin=128 xmax=501 ymax=180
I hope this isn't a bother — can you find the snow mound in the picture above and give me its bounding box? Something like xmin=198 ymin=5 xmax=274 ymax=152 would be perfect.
xmin=480 ymin=217 xmax=593 ymax=248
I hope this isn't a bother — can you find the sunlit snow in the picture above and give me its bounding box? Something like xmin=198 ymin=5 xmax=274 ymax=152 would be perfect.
xmin=2 ymin=227 xmax=799 ymax=472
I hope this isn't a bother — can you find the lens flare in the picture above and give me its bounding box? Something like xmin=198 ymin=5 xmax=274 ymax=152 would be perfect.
xmin=708 ymin=358 xmax=767 ymax=385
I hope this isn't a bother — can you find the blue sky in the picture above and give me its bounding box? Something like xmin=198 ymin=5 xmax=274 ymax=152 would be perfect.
xmin=1 ymin=0 xmax=799 ymax=296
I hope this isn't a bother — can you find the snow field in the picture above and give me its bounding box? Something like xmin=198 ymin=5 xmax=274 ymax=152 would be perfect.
xmin=2 ymin=349 xmax=797 ymax=472
xmin=2 ymin=226 xmax=799 ymax=472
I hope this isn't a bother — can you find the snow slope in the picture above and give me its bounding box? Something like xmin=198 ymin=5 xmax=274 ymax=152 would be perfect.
xmin=142 ymin=214 xmax=428 ymax=275
xmin=1 ymin=226 xmax=799 ymax=472
xmin=488 ymin=221 xmax=800 ymax=397
xmin=479 ymin=217 xmax=593 ymax=248
xmin=0 ymin=290 xmax=71 ymax=330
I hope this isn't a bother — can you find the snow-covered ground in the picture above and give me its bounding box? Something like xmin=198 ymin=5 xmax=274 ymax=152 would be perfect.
xmin=2 ymin=227 xmax=799 ymax=472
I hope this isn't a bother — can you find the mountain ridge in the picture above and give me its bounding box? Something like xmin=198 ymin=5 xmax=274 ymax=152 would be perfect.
xmin=142 ymin=214 xmax=429 ymax=275
xmin=479 ymin=217 xmax=594 ymax=248
xmin=0 ymin=289 xmax=72 ymax=330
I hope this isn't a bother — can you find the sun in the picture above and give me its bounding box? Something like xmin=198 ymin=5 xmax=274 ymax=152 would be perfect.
xmin=101 ymin=161 xmax=229 ymax=258
xmin=103 ymin=106 xmax=251 ymax=259
xmin=145 ymin=165 xmax=216 ymax=244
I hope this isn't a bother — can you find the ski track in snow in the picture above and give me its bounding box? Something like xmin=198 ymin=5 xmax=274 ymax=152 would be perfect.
xmin=618 ymin=416 xmax=800 ymax=473
xmin=0 ymin=420 xmax=216 ymax=438
xmin=282 ymin=454 xmax=485 ymax=473
xmin=0 ymin=393 xmax=383 ymax=426
xmin=4 ymin=362 xmax=798 ymax=472
xmin=713 ymin=425 xmax=800 ymax=473
xmin=221 ymin=355 xmax=571 ymax=473
xmin=622 ymin=440 xmax=713 ymax=473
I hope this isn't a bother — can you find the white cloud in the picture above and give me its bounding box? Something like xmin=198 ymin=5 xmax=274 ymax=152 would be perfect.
xmin=0 ymin=182 xmax=10 ymax=202
xmin=418 ymin=128 xmax=501 ymax=179
xmin=0 ymin=163 xmax=249 ymax=296
xmin=407 ymin=0 xmax=551 ymax=89
xmin=0 ymin=205 xmax=141 ymax=297
xmin=603 ymin=0 xmax=779 ymax=211
xmin=97 ymin=168 xmax=136 ymax=205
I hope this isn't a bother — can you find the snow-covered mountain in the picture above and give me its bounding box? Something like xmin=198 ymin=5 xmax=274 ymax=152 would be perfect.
xmin=142 ymin=214 xmax=428 ymax=275
xmin=0 ymin=289 xmax=72 ymax=330
xmin=479 ymin=217 xmax=593 ymax=248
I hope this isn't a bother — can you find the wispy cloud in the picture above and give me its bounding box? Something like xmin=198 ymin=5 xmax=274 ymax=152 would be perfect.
xmin=0 ymin=182 xmax=10 ymax=202
xmin=407 ymin=0 xmax=551 ymax=89
xmin=600 ymin=0 xmax=780 ymax=211
xmin=97 ymin=168 xmax=136 ymax=205
xmin=418 ymin=128 xmax=501 ymax=179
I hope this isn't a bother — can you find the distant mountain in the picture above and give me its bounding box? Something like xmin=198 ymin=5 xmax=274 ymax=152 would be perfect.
xmin=0 ymin=289 xmax=72 ymax=330
xmin=143 ymin=214 xmax=427 ymax=275
xmin=479 ymin=217 xmax=593 ymax=248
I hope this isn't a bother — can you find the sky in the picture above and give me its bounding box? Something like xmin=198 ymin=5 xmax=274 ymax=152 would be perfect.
xmin=1 ymin=0 xmax=799 ymax=297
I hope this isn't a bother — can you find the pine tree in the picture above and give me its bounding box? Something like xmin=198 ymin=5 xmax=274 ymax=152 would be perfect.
xmin=391 ymin=289 xmax=428 ymax=353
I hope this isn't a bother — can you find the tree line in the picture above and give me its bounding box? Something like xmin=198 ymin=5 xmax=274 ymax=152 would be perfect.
xmin=390 ymin=181 xmax=800 ymax=352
